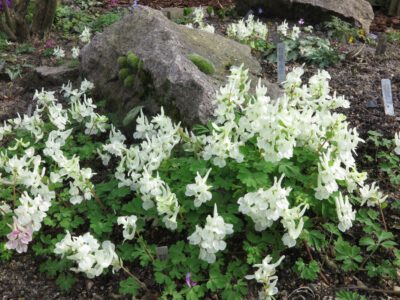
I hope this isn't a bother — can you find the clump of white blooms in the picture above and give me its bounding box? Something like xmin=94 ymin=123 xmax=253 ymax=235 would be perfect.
xmin=185 ymin=168 xmax=213 ymax=207
xmin=98 ymin=107 xmax=181 ymax=230
xmin=359 ymin=182 xmax=387 ymax=207
xmin=71 ymin=47 xmax=80 ymax=59
xmin=80 ymin=27 xmax=92 ymax=43
xmin=277 ymin=20 xmax=311 ymax=41
xmin=335 ymin=193 xmax=356 ymax=232
xmin=53 ymin=46 xmax=65 ymax=59
xmin=54 ymin=231 xmax=120 ymax=278
xmin=186 ymin=7 xmax=215 ymax=33
xmin=227 ymin=15 xmax=268 ymax=44
xmin=188 ymin=204 xmax=233 ymax=263
xmin=238 ymin=175 xmax=306 ymax=247
xmin=245 ymin=255 xmax=285 ymax=300
xmin=117 ymin=215 xmax=138 ymax=241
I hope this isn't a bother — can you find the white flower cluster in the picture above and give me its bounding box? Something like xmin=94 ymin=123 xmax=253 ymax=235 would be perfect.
xmin=185 ymin=168 xmax=212 ymax=207
xmin=80 ymin=26 xmax=92 ymax=44
xmin=192 ymin=64 xmax=381 ymax=234
xmin=186 ymin=7 xmax=215 ymax=33
xmin=0 ymin=145 xmax=54 ymax=250
xmin=238 ymin=175 xmax=307 ymax=247
xmin=53 ymin=46 xmax=65 ymax=59
xmin=188 ymin=204 xmax=233 ymax=263
xmin=54 ymin=231 xmax=120 ymax=278
xmin=98 ymin=108 xmax=181 ymax=230
xmin=227 ymin=15 xmax=268 ymax=44
xmin=245 ymin=255 xmax=285 ymax=300
xmin=277 ymin=20 xmax=311 ymax=40
xmin=0 ymin=78 xmax=104 ymax=253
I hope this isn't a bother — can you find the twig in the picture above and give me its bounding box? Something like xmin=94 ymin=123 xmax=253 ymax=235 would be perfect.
xmin=303 ymin=241 xmax=330 ymax=285
xmin=335 ymin=285 xmax=400 ymax=295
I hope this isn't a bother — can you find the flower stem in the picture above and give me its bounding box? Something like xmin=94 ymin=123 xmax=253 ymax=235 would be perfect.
xmin=378 ymin=202 xmax=388 ymax=232
xmin=137 ymin=234 xmax=155 ymax=263
xmin=89 ymin=186 xmax=107 ymax=211
xmin=120 ymin=265 xmax=148 ymax=291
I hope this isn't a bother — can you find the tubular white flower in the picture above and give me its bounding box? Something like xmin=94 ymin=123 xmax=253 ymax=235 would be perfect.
xmin=359 ymin=182 xmax=387 ymax=207
xmin=185 ymin=168 xmax=213 ymax=207
xmin=188 ymin=204 xmax=233 ymax=263
xmin=335 ymin=193 xmax=355 ymax=232
xmin=117 ymin=215 xmax=138 ymax=241
xmin=246 ymin=255 xmax=284 ymax=300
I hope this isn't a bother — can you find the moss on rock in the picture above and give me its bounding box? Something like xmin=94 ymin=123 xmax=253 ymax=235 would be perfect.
xmin=187 ymin=53 xmax=215 ymax=75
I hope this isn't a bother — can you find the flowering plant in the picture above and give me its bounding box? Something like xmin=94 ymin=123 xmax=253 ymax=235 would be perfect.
xmin=0 ymin=65 xmax=395 ymax=299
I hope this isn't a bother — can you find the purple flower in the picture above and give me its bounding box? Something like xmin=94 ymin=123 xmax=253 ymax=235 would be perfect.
xmin=257 ymin=7 xmax=263 ymax=15
xmin=185 ymin=273 xmax=197 ymax=288
xmin=298 ymin=18 xmax=305 ymax=25
xmin=45 ymin=39 xmax=56 ymax=49
xmin=5 ymin=218 xmax=33 ymax=254
xmin=0 ymin=0 xmax=11 ymax=11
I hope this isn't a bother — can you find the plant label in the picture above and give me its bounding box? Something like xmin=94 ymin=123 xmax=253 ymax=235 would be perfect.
xmin=277 ymin=42 xmax=286 ymax=84
xmin=381 ymin=79 xmax=395 ymax=116
xmin=156 ymin=246 xmax=169 ymax=261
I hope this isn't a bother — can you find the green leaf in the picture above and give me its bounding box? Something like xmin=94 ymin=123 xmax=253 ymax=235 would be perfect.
xmin=119 ymin=278 xmax=140 ymax=296
xmin=359 ymin=236 xmax=376 ymax=252
xmin=294 ymin=259 xmax=320 ymax=281
xmin=56 ymin=273 xmax=76 ymax=291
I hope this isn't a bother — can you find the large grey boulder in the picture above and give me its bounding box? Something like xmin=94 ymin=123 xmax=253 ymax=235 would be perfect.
xmin=235 ymin=0 xmax=374 ymax=33
xmin=80 ymin=6 xmax=279 ymax=127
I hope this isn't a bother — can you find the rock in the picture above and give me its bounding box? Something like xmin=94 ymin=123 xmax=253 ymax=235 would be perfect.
xmin=161 ymin=7 xmax=185 ymax=20
xmin=235 ymin=0 xmax=374 ymax=33
xmin=80 ymin=5 xmax=279 ymax=126
xmin=33 ymin=65 xmax=79 ymax=86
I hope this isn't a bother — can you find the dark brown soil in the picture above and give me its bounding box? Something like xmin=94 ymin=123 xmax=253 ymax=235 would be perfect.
xmin=1 ymin=3 xmax=400 ymax=300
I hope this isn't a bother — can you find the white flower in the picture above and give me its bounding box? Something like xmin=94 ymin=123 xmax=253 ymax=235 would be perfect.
xmin=359 ymin=183 xmax=387 ymax=207
xmin=188 ymin=204 xmax=233 ymax=263
xmin=71 ymin=47 xmax=80 ymax=59
xmin=335 ymin=193 xmax=355 ymax=232
xmin=80 ymin=27 xmax=92 ymax=43
xmin=54 ymin=232 xmax=120 ymax=278
xmin=227 ymin=15 xmax=268 ymax=44
xmin=238 ymin=175 xmax=291 ymax=231
xmin=246 ymin=255 xmax=284 ymax=300
xmin=117 ymin=215 xmax=138 ymax=241
xmin=53 ymin=46 xmax=65 ymax=59
xmin=277 ymin=20 xmax=289 ymax=37
xmin=185 ymin=168 xmax=212 ymax=207
xmin=80 ymin=79 xmax=94 ymax=93
xmin=290 ymin=25 xmax=301 ymax=40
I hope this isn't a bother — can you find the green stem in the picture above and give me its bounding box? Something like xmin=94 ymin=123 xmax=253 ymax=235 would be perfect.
xmin=120 ymin=265 xmax=148 ymax=291
xmin=137 ymin=234 xmax=155 ymax=263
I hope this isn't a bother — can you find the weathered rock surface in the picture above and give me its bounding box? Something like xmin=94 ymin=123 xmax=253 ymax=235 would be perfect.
xmin=80 ymin=5 xmax=279 ymax=126
xmin=235 ymin=0 xmax=374 ymax=33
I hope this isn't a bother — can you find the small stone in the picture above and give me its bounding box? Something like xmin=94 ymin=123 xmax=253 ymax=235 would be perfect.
xmin=85 ymin=280 xmax=94 ymax=290
xmin=366 ymin=99 xmax=378 ymax=108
